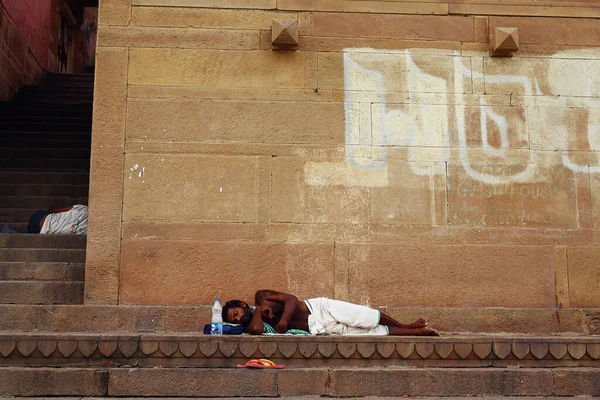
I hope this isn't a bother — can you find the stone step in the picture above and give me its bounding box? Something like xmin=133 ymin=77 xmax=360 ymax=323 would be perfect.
xmin=0 ymin=108 xmax=93 ymax=118
xmin=0 ymin=302 xmax=597 ymax=335
xmin=0 ymin=234 xmax=87 ymax=249
xmin=0 ymin=223 xmax=26 ymax=233
xmin=0 ymin=131 xmax=91 ymax=142
xmin=0 ymin=122 xmax=92 ymax=132
xmin=15 ymin=95 xmax=94 ymax=103
xmin=0 ymin=157 xmax=90 ymax=169
xmin=0 ymin=171 xmax=89 ymax=185
xmin=0 ymin=248 xmax=86 ymax=263
xmin=0 ymin=139 xmax=91 ymax=149
xmin=0 ymin=262 xmax=84 ymax=281
xmin=3 ymin=101 xmax=93 ymax=111
xmin=0 ymin=196 xmax=87 ymax=209
xmin=0 ymin=398 xmax=585 ymax=400
xmin=44 ymin=73 xmax=95 ymax=81
xmin=0 ymin=332 xmax=599 ymax=368
xmin=0 ymin=207 xmax=88 ymax=224
xmin=0 ymin=148 xmax=91 ymax=160
xmin=21 ymin=85 xmax=94 ymax=93
xmin=0 ymin=281 xmax=83 ymax=304
xmin=0 ymin=116 xmax=92 ymax=124
xmin=0 ymin=365 xmax=598 ymax=397
xmin=0 ymin=184 xmax=88 ymax=197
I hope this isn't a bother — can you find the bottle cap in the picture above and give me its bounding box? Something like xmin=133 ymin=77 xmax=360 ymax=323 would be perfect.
xmin=215 ymin=297 xmax=220 ymax=301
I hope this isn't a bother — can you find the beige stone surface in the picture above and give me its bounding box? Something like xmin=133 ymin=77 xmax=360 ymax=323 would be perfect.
xmin=164 ymin=306 xmax=210 ymax=332
xmin=131 ymin=7 xmax=295 ymax=29
xmin=122 ymin=154 xmax=261 ymax=222
xmin=334 ymin=242 xmax=350 ymax=301
xmin=447 ymin=163 xmax=579 ymax=229
xmin=318 ymin=51 xmax=472 ymax=93
xmin=280 ymin=0 xmax=448 ymax=14
xmin=310 ymin=13 xmax=472 ymax=40
xmin=127 ymin=85 xmax=332 ymax=101
xmin=126 ymin=99 xmax=344 ymax=144
xmin=119 ymin=241 xmax=334 ymax=304
xmin=369 ymin=225 xmax=597 ymax=246
xmin=278 ymin=369 xmax=329 ymax=396
xmin=128 ymin=48 xmax=304 ymax=88
xmin=567 ymin=247 xmax=600 ymax=308
xmin=449 ymin=3 xmax=600 ymax=18
xmin=122 ymin=221 xmax=267 ymax=241
xmin=99 ymin=0 xmax=131 ymax=26
xmin=329 ymin=368 xmax=554 ymax=397
xmin=554 ymin=246 xmax=570 ymax=309
xmin=489 ymin=16 xmax=600 ymax=46
xmin=536 ymin=107 xmax=600 ymax=152
xmin=271 ymin=157 xmax=370 ymax=224
xmin=86 ymin=47 xmax=129 ymax=305
xmin=131 ymin=0 xmax=276 ymax=8
xmin=98 ymin=26 xmax=260 ymax=50
xmin=299 ymin=36 xmax=461 ymax=52
xmin=347 ymin=244 xmax=556 ymax=308
xmin=484 ymin=57 xmax=600 ymax=97
xmin=125 ymin=141 xmax=349 ymax=157
xmin=0 ymin=304 xmax=586 ymax=334
xmin=386 ymin=306 xmax=583 ymax=334
xmin=592 ymin=174 xmax=600 ymax=229
xmin=0 ymin=368 xmax=108 ymax=396
xmin=109 ymin=368 xmax=277 ymax=396
xmin=474 ymin=16 xmax=489 ymax=43
xmin=267 ymin=223 xmax=369 ymax=243
xmin=370 ymin=161 xmax=436 ymax=225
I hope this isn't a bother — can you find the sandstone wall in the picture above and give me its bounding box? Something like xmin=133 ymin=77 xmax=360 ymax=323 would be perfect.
xmin=88 ymin=0 xmax=600 ymax=327
xmin=0 ymin=1 xmax=45 ymax=101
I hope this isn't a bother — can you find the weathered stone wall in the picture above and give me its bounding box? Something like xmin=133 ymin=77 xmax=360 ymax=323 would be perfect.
xmin=88 ymin=0 xmax=600 ymax=325
xmin=0 ymin=1 xmax=45 ymax=101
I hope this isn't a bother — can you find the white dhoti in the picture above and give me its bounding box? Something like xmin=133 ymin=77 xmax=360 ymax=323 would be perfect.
xmin=304 ymin=297 xmax=389 ymax=335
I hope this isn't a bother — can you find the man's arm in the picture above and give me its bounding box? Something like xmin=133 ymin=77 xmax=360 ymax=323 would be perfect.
xmin=255 ymin=290 xmax=298 ymax=333
xmin=246 ymin=306 xmax=267 ymax=335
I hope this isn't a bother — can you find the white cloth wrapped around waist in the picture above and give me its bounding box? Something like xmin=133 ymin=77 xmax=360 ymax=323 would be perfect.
xmin=304 ymin=297 xmax=388 ymax=335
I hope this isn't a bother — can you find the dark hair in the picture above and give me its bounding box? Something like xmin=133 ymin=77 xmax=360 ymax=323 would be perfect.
xmin=222 ymin=299 xmax=245 ymax=323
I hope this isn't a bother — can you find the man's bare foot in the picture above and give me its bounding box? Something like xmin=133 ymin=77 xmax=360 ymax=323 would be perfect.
xmin=388 ymin=326 xmax=439 ymax=336
xmin=421 ymin=327 xmax=439 ymax=336
xmin=407 ymin=318 xmax=427 ymax=329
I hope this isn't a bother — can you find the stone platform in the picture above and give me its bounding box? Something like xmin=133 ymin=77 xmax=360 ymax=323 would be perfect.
xmin=1 ymin=333 xmax=599 ymax=397
xmin=1 ymin=332 xmax=600 ymax=368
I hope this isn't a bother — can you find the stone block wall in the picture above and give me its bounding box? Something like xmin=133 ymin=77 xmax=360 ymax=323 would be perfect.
xmin=87 ymin=0 xmax=600 ymax=326
xmin=0 ymin=1 xmax=45 ymax=101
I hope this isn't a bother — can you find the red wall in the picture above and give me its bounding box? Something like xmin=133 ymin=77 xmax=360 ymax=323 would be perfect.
xmin=1 ymin=0 xmax=52 ymax=69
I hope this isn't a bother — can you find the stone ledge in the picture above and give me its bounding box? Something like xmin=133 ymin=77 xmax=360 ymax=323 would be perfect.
xmin=1 ymin=305 xmax=596 ymax=335
xmin=0 ymin=367 xmax=599 ymax=397
xmin=0 ymin=332 xmax=599 ymax=368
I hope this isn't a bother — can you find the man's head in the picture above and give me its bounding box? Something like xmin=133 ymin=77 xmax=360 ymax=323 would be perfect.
xmin=222 ymin=300 xmax=252 ymax=325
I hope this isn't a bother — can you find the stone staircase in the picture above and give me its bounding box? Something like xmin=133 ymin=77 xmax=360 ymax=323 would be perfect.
xmin=0 ymin=73 xmax=91 ymax=306
xmin=0 ymin=234 xmax=86 ymax=304
xmin=0 ymin=72 xmax=92 ymax=232
xmin=0 ymin=333 xmax=598 ymax=397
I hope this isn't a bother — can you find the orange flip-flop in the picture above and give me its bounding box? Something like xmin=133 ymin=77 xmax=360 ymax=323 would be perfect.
xmin=237 ymin=359 xmax=285 ymax=369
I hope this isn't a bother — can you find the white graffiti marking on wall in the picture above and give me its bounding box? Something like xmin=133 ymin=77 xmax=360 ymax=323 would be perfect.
xmin=305 ymin=48 xmax=600 ymax=188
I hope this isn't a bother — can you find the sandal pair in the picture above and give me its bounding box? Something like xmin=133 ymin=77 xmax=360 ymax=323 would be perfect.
xmin=237 ymin=358 xmax=285 ymax=369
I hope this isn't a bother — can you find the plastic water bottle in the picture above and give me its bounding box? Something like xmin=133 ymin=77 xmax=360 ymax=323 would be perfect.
xmin=211 ymin=298 xmax=223 ymax=336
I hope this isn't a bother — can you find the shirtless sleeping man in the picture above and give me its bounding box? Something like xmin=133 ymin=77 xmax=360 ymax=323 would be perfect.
xmin=222 ymin=290 xmax=438 ymax=336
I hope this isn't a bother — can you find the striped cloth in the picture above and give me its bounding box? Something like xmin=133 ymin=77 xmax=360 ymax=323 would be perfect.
xmin=263 ymin=322 xmax=311 ymax=335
